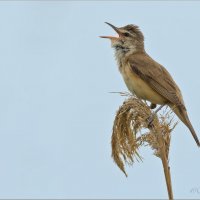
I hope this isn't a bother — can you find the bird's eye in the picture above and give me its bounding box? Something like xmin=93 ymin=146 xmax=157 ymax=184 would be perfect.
xmin=123 ymin=32 xmax=130 ymax=37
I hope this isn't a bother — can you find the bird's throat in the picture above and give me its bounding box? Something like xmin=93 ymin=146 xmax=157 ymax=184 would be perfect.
xmin=114 ymin=45 xmax=130 ymax=52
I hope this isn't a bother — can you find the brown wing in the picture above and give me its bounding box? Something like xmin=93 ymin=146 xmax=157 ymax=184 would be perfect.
xmin=129 ymin=53 xmax=184 ymax=107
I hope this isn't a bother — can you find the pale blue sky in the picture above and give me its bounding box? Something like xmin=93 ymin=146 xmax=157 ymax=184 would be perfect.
xmin=0 ymin=1 xmax=200 ymax=199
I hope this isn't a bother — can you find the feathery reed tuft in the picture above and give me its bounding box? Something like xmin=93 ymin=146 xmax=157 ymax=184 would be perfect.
xmin=111 ymin=92 xmax=177 ymax=177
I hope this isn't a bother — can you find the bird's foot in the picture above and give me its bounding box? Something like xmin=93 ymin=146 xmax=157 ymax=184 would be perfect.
xmin=146 ymin=113 xmax=156 ymax=128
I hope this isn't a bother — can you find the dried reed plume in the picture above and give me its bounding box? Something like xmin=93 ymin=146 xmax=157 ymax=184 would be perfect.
xmin=111 ymin=92 xmax=177 ymax=199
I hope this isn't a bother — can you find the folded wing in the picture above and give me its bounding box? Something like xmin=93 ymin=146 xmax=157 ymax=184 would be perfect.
xmin=129 ymin=53 xmax=185 ymax=107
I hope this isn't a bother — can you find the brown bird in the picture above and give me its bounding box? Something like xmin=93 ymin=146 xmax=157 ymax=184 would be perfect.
xmin=100 ymin=22 xmax=200 ymax=147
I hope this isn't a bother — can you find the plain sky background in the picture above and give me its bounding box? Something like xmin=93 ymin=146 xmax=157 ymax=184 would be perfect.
xmin=0 ymin=1 xmax=200 ymax=199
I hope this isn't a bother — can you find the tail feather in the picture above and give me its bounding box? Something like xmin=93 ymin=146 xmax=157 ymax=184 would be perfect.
xmin=169 ymin=104 xmax=200 ymax=147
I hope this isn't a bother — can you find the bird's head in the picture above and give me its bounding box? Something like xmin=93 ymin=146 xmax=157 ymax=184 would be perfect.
xmin=100 ymin=22 xmax=144 ymax=54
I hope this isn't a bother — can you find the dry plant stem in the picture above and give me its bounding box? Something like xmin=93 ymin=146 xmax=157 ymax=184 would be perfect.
xmin=111 ymin=93 xmax=177 ymax=199
xmin=152 ymin=127 xmax=173 ymax=200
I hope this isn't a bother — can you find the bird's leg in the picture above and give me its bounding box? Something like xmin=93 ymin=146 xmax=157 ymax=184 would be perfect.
xmin=147 ymin=104 xmax=165 ymax=126
xmin=154 ymin=104 xmax=165 ymax=114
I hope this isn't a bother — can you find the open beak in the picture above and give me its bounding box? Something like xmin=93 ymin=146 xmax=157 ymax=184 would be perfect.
xmin=100 ymin=22 xmax=121 ymax=39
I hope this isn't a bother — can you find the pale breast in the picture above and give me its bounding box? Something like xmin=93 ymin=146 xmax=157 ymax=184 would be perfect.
xmin=120 ymin=63 xmax=166 ymax=105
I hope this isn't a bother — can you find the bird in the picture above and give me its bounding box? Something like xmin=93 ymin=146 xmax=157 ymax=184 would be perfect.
xmin=100 ymin=22 xmax=200 ymax=147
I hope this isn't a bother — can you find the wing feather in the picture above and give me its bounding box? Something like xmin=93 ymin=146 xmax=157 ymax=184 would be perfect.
xmin=129 ymin=53 xmax=184 ymax=107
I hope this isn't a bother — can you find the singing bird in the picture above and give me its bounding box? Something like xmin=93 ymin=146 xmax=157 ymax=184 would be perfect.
xmin=100 ymin=22 xmax=200 ymax=147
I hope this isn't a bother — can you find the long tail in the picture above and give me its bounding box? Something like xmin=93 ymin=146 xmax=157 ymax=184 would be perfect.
xmin=169 ymin=103 xmax=200 ymax=147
